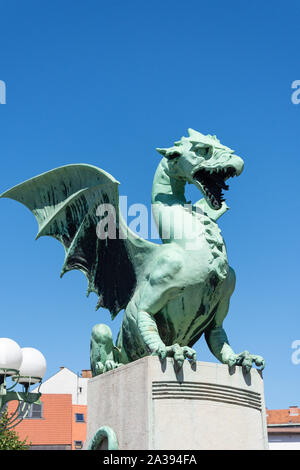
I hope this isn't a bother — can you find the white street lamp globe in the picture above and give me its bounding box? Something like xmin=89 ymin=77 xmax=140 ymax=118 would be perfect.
xmin=0 ymin=338 xmax=23 ymax=375
xmin=18 ymin=347 xmax=47 ymax=384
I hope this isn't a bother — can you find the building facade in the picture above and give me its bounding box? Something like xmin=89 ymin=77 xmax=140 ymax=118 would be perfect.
xmin=33 ymin=366 xmax=91 ymax=405
xmin=267 ymin=406 xmax=300 ymax=450
xmin=8 ymin=367 xmax=91 ymax=450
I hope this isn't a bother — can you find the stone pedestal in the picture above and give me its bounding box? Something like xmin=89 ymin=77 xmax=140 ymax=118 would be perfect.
xmin=85 ymin=356 xmax=268 ymax=450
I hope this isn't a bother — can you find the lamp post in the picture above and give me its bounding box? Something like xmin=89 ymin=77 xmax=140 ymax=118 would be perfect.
xmin=0 ymin=338 xmax=46 ymax=430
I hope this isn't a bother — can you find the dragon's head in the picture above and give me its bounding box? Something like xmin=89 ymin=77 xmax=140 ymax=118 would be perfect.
xmin=156 ymin=128 xmax=244 ymax=210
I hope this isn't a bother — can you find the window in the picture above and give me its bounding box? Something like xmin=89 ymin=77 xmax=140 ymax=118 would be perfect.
xmin=74 ymin=441 xmax=83 ymax=449
xmin=75 ymin=413 xmax=85 ymax=422
xmin=20 ymin=403 xmax=43 ymax=419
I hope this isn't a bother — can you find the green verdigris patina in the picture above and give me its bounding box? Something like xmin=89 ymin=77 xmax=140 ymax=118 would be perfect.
xmin=1 ymin=129 xmax=265 ymax=374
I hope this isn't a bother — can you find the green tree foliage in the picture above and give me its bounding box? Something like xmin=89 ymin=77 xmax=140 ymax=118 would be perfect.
xmin=0 ymin=410 xmax=30 ymax=450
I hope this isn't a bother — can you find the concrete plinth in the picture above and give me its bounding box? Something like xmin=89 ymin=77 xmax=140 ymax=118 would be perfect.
xmin=85 ymin=356 xmax=268 ymax=450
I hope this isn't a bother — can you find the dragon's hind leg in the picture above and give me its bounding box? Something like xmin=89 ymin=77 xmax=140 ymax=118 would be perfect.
xmin=90 ymin=324 xmax=122 ymax=376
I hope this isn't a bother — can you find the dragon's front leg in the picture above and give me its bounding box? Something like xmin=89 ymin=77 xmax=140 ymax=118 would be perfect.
xmin=137 ymin=310 xmax=196 ymax=369
xmin=205 ymin=327 xmax=265 ymax=373
xmin=204 ymin=268 xmax=265 ymax=373
xmin=136 ymin=251 xmax=196 ymax=370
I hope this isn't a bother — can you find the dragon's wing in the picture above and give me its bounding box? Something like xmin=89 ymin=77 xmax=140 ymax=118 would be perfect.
xmin=1 ymin=164 xmax=159 ymax=318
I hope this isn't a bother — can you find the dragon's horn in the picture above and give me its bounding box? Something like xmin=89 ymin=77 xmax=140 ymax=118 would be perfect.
xmin=156 ymin=148 xmax=168 ymax=156
xmin=156 ymin=147 xmax=182 ymax=159
xmin=188 ymin=128 xmax=205 ymax=139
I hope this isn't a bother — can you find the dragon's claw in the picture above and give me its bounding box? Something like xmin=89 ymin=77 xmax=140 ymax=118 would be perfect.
xmin=155 ymin=346 xmax=167 ymax=361
xmin=182 ymin=346 xmax=197 ymax=362
xmin=95 ymin=361 xmax=105 ymax=375
xmin=224 ymin=350 xmax=265 ymax=373
xmin=95 ymin=360 xmax=121 ymax=375
xmin=155 ymin=343 xmax=197 ymax=369
xmin=104 ymin=360 xmax=120 ymax=371
xmin=251 ymin=355 xmax=265 ymax=370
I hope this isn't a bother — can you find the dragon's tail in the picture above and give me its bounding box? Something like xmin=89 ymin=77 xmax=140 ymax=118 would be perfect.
xmin=87 ymin=426 xmax=119 ymax=450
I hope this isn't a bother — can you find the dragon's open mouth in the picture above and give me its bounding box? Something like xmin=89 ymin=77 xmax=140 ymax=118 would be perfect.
xmin=193 ymin=167 xmax=236 ymax=209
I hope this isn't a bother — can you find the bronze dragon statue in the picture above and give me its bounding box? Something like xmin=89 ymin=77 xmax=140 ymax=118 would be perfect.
xmin=1 ymin=129 xmax=265 ymax=375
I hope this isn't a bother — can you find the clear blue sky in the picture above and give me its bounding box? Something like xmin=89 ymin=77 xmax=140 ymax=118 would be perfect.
xmin=0 ymin=0 xmax=299 ymax=410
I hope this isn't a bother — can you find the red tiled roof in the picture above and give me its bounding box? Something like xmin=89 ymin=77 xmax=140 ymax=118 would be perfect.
xmin=8 ymin=394 xmax=72 ymax=446
xmin=266 ymin=408 xmax=300 ymax=425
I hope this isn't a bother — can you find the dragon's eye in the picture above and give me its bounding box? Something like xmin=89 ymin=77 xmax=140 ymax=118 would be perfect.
xmin=194 ymin=145 xmax=211 ymax=158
